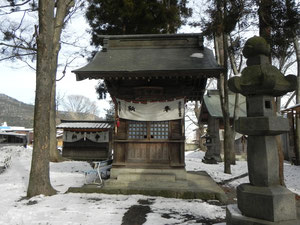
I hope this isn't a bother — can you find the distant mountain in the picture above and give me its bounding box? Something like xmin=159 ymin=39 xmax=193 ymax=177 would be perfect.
xmin=0 ymin=94 xmax=101 ymax=128
xmin=0 ymin=94 xmax=34 ymax=128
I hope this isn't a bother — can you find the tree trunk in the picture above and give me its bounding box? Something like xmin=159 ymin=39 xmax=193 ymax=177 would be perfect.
xmin=47 ymin=1 xmax=73 ymax=163
xmin=215 ymin=29 xmax=235 ymax=173
xmin=228 ymin=35 xmax=241 ymax=165
xmin=258 ymin=0 xmax=286 ymax=185
xmin=276 ymin=135 xmax=286 ymax=186
xmin=194 ymin=101 xmax=207 ymax=151
xmin=258 ymin=0 xmax=272 ymax=47
xmin=27 ymin=0 xmax=73 ymax=197
xmin=294 ymin=37 xmax=300 ymax=165
xmin=27 ymin=0 xmax=57 ymax=197
xmin=50 ymin=81 xmax=64 ymax=162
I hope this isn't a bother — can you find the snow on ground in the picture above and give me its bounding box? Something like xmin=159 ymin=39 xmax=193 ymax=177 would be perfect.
xmin=284 ymin=162 xmax=300 ymax=195
xmin=0 ymin=146 xmax=299 ymax=225
xmin=185 ymin=151 xmax=248 ymax=184
xmin=185 ymin=150 xmax=300 ymax=195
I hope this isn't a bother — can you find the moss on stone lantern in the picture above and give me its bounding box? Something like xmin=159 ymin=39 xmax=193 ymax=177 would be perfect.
xmin=228 ymin=36 xmax=296 ymax=97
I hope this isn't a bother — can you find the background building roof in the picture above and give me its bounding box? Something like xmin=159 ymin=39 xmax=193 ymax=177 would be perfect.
xmin=57 ymin=120 xmax=113 ymax=129
xmin=201 ymin=90 xmax=247 ymax=121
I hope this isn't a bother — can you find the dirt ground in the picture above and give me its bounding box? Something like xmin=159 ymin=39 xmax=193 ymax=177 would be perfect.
xmin=120 ymin=186 xmax=300 ymax=225
xmin=120 ymin=186 xmax=233 ymax=225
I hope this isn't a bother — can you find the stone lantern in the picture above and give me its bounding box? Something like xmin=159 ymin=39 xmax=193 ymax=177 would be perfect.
xmin=226 ymin=36 xmax=299 ymax=224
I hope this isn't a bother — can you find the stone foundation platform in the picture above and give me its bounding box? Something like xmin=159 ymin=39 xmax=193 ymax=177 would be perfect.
xmin=68 ymin=168 xmax=227 ymax=202
xmin=226 ymin=204 xmax=300 ymax=225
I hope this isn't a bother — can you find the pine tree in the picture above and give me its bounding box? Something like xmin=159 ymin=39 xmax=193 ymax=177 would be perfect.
xmin=85 ymin=0 xmax=192 ymax=47
xmin=89 ymin=0 xmax=193 ymax=100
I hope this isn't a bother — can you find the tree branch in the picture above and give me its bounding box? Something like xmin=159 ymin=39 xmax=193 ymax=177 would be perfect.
xmin=21 ymin=59 xmax=36 ymax=71
xmin=15 ymin=10 xmax=26 ymax=30
xmin=283 ymin=60 xmax=297 ymax=75
xmin=185 ymin=114 xmax=199 ymax=127
xmin=0 ymin=52 xmax=35 ymax=61
xmin=0 ymin=42 xmax=37 ymax=52
xmin=56 ymin=56 xmax=78 ymax=81
xmin=284 ymin=91 xmax=296 ymax=109
xmin=0 ymin=0 xmax=31 ymax=9
xmin=0 ymin=8 xmax=35 ymax=16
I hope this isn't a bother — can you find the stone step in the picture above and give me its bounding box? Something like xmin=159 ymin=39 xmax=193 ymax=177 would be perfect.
xmin=117 ymin=173 xmax=176 ymax=182
xmin=106 ymin=179 xmax=189 ymax=190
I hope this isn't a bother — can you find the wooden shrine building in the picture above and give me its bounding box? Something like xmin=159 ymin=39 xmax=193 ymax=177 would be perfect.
xmin=57 ymin=120 xmax=113 ymax=161
xmin=200 ymin=90 xmax=247 ymax=163
xmin=71 ymin=34 xmax=225 ymax=199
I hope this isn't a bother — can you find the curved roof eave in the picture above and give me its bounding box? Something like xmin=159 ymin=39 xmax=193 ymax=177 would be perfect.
xmin=72 ymin=34 xmax=224 ymax=81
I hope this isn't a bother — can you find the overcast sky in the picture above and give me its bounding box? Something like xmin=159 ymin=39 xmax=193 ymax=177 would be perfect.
xmin=0 ymin=2 xmax=203 ymax=118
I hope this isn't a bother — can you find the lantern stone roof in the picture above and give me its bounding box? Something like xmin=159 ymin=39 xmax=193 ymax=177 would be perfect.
xmin=73 ymin=33 xmax=223 ymax=80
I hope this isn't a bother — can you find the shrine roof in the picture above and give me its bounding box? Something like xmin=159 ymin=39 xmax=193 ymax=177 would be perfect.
xmin=72 ymin=33 xmax=224 ymax=80
xmin=57 ymin=120 xmax=113 ymax=129
xmin=201 ymin=90 xmax=247 ymax=120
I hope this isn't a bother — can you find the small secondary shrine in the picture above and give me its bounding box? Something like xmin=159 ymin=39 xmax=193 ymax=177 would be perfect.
xmin=72 ymin=34 xmax=225 ymax=199
xmin=57 ymin=120 xmax=113 ymax=161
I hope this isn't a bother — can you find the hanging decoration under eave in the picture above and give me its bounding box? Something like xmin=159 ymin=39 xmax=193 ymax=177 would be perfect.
xmin=116 ymin=98 xmax=185 ymax=121
xmin=63 ymin=131 xmax=109 ymax=143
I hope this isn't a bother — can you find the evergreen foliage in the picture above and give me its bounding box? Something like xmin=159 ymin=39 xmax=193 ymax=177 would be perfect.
xmin=201 ymin=0 xmax=299 ymax=61
xmin=202 ymin=0 xmax=251 ymax=38
xmin=269 ymin=0 xmax=300 ymax=60
xmin=85 ymin=0 xmax=192 ymax=47
xmin=90 ymin=0 xmax=193 ymax=102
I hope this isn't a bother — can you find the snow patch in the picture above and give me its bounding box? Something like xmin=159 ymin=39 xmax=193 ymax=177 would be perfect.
xmin=0 ymin=146 xmax=299 ymax=224
xmin=190 ymin=53 xmax=204 ymax=58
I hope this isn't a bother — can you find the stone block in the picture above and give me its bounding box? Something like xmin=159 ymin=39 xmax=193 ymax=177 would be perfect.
xmin=246 ymin=95 xmax=275 ymax=117
xmin=237 ymin=184 xmax=297 ymax=222
xmin=247 ymin=136 xmax=279 ymax=186
xmin=110 ymin=168 xmax=187 ymax=180
xmin=236 ymin=116 xmax=289 ymax=136
xmin=117 ymin=173 xmax=176 ymax=182
xmin=227 ymin=204 xmax=300 ymax=225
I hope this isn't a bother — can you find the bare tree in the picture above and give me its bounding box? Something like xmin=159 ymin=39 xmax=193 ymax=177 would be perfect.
xmin=62 ymin=95 xmax=99 ymax=120
xmin=185 ymin=79 xmax=216 ymax=150
xmin=26 ymin=0 xmax=83 ymax=198
xmin=0 ymin=0 xmax=87 ymax=163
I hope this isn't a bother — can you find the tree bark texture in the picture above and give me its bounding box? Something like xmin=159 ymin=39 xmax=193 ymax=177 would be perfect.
xmin=27 ymin=0 xmax=56 ymax=197
xmin=27 ymin=0 xmax=73 ymax=197
xmin=215 ymin=31 xmax=235 ymax=173
xmin=276 ymin=135 xmax=286 ymax=186
xmin=50 ymin=81 xmax=64 ymax=162
xmin=194 ymin=101 xmax=207 ymax=151
xmin=294 ymin=37 xmax=300 ymax=165
xmin=258 ymin=0 xmax=286 ymax=185
xmin=214 ymin=0 xmax=236 ymax=173
xmin=258 ymin=0 xmax=272 ymax=46
xmin=49 ymin=1 xmax=72 ymax=163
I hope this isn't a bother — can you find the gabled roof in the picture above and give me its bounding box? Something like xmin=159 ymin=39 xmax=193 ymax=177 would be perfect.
xmin=201 ymin=90 xmax=247 ymax=120
xmin=57 ymin=120 xmax=113 ymax=129
xmin=72 ymin=33 xmax=223 ymax=80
